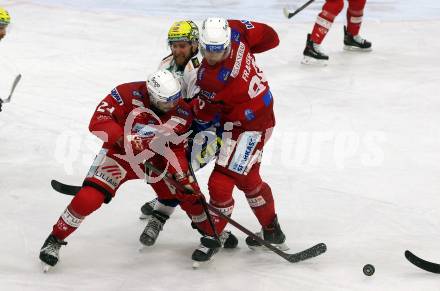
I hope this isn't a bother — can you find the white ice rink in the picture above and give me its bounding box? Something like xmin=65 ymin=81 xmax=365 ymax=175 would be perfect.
xmin=1 ymin=0 xmax=440 ymax=290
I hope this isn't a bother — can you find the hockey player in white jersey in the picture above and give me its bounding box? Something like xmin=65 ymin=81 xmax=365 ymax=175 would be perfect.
xmin=158 ymin=20 xmax=202 ymax=101
xmin=139 ymin=20 xmax=203 ymax=221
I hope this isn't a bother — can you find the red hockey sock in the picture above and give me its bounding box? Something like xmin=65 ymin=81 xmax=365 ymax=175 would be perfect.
xmin=51 ymin=186 xmax=105 ymax=240
xmin=181 ymin=199 xmax=234 ymax=237
xmin=346 ymin=0 xmax=366 ymax=36
xmin=245 ymin=182 xmax=276 ymax=227
xmin=310 ymin=0 xmax=344 ymax=44
xmin=208 ymin=199 xmax=234 ymax=235
xmin=190 ymin=169 xmax=235 ymax=236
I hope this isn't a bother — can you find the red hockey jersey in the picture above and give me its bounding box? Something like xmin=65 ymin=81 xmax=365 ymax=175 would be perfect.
xmin=195 ymin=20 xmax=279 ymax=131
xmin=88 ymin=81 xmax=193 ymax=150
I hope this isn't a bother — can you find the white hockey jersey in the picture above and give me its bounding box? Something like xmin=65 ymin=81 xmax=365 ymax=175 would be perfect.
xmin=158 ymin=50 xmax=203 ymax=100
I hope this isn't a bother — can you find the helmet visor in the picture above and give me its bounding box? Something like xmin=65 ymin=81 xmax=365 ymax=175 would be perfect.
xmin=200 ymin=43 xmax=230 ymax=65
xmin=154 ymin=91 xmax=182 ymax=112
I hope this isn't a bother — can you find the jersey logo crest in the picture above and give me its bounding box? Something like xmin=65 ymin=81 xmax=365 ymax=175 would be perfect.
xmin=217 ymin=67 xmax=231 ymax=83
xmin=231 ymin=29 xmax=240 ymax=43
xmin=244 ymin=109 xmax=256 ymax=121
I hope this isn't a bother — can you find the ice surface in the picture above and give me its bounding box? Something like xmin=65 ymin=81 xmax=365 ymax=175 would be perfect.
xmin=1 ymin=1 xmax=440 ymax=290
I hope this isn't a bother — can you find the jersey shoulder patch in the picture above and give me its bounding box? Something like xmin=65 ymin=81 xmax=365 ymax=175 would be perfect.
xmin=240 ymin=20 xmax=255 ymax=29
xmin=110 ymin=87 xmax=124 ymax=105
xmin=191 ymin=57 xmax=200 ymax=68
xmin=114 ymin=82 xmax=147 ymax=106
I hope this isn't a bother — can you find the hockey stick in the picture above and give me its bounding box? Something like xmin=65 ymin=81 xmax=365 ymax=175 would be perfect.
xmin=144 ymin=161 xmax=221 ymax=247
xmin=405 ymin=250 xmax=440 ymax=274
xmin=1 ymin=74 xmax=22 ymax=103
xmin=283 ymin=0 xmax=315 ymax=19
xmin=50 ymin=135 xmax=222 ymax=196
xmin=144 ymin=161 xmax=327 ymax=263
xmin=198 ymin=194 xmax=222 ymax=248
xmin=186 ymin=162 xmax=222 ymax=248
xmin=51 ymin=179 xmax=81 ymax=196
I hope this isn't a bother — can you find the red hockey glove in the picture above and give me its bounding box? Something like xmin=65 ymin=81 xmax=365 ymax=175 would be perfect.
xmin=172 ymin=170 xmax=204 ymax=204
xmin=192 ymin=97 xmax=221 ymax=123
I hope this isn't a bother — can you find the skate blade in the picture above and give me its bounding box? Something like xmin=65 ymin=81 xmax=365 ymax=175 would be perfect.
xmin=192 ymin=259 xmax=212 ymax=269
xmin=41 ymin=262 xmax=51 ymax=273
xmin=301 ymin=56 xmax=328 ymax=66
xmin=138 ymin=245 xmax=150 ymax=252
xmin=343 ymin=45 xmax=372 ymax=52
xmin=247 ymin=242 xmax=290 ymax=252
xmin=139 ymin=214 xmax=151 ymax=220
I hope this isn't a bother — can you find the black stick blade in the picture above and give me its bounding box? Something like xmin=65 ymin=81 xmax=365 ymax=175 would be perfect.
xmin=405 ymin=250 xmax=440 ymax=274
xmin=51 ymin=180 xmax=81 ymax=196
xmin=287 ymin=243 xmax=327 ymax=263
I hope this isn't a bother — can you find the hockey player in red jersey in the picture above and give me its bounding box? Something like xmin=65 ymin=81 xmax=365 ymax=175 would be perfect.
xmin=39 ymin=69 xmax=237 ymax=270
xmin=188 ymin=18 xmax=288 ymax=262
xmin=302 ymin=0 xmax=372 ymax=65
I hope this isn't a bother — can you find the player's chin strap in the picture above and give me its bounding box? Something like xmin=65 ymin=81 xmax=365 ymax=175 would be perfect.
xmin=144 ymin=161 xmax=221 ymax=247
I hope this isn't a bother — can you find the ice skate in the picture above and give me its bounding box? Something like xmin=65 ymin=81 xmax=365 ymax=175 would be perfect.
xmin=200 ymin=230 xmax=238 ymax=249
xmin=139 ymin=198 xmax=157 ymax=220
xmin=343 ymin=25 xmax=372 ymax=51
xmin=245 ymin=215 xmax=289 ymax=251
xmin=39 ymin=234 xmax=67 ymax=272
xmin=192 ymin=231 xmax=238 ymax=268
xmin=302 ymin=33 xmax=329 ymax=65
xmin=139 ymin=210 xmax=169 ymax=247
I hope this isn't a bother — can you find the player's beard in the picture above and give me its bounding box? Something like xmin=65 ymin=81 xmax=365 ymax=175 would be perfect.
xmin=174 ymin=54 xmax=190 ymax=67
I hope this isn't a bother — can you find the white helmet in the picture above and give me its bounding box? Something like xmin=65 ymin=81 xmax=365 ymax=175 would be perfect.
xmin=199 ymin=17 xmax=231 ymax=65
xmin=147 ymin=70 xmax=182 ymax=112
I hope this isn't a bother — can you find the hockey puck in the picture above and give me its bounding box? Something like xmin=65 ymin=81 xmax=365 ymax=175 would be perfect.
xmin=363 ymin=264 xmax=375 ymax=276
